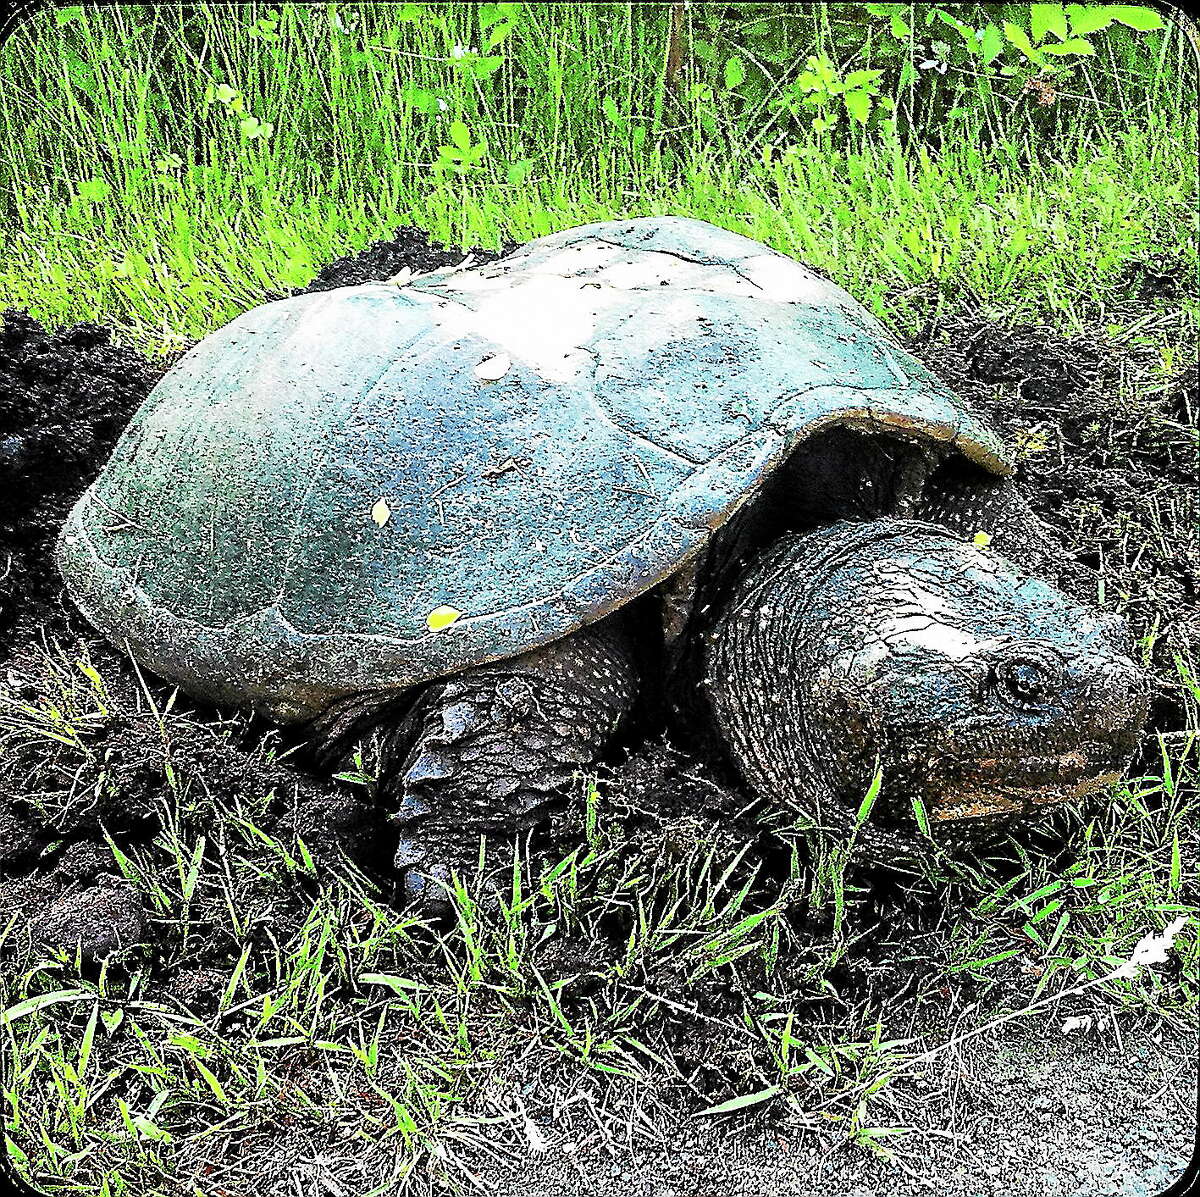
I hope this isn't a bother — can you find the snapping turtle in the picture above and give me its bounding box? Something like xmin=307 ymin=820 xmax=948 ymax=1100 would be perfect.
xmin=57 ymin=217 xmax=1148 ymax=893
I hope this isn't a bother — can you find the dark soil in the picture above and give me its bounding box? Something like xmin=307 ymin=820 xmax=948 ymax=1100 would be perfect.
xmin=298 ymin=225 xmax=518 ymax=293
xmin=0 ymin=312 xmax=165 ymax=653
xmin=1 ymin=224 xmax=1195 ymax=928
xmin=0 ymin=228 xmax=1195 ymax=1191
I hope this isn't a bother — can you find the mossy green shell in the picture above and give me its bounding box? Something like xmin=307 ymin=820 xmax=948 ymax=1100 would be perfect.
xmin=57 ymin=217 xmax=1011 ymax=720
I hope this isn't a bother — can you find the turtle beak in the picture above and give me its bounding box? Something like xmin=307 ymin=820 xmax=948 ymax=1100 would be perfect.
xmin=1066 ymin=642 xmax=1150 ymax=769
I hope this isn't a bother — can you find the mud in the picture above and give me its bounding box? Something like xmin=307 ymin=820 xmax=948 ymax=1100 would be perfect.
xmin=0 ymin=311 xmax=165 ymax=654
xmin=0 ymin=224 xmax=1194 ymax=1028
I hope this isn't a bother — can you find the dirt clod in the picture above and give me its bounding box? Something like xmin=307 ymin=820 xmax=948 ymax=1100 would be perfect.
xmin=30 ymin=875 xmax=147 ymax=960
xmin=0 ymin=310 xmax=163 ymax=655
xmin=300 ymin=225 xmax=515 ymax=293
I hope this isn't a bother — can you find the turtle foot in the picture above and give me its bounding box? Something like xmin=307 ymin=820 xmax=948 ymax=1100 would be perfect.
xmin=381 ymin=624 xmax=638 ymax=907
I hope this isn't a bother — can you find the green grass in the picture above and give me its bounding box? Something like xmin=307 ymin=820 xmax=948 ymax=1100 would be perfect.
xmin=1 ymin=645 xmax=1196 ymax=1192
xmin=0 ymin=3 xmax=1195 ymax=353
xmin=0 ymin=3 xmax=1197 ymax=1192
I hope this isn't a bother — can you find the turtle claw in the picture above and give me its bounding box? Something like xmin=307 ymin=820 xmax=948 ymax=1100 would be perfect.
xmin=381 ymin=625 xmax=638 ymax=907
xmin=394 ymin=835 xmax=454 ymax=907
xmin=401 ymin=861 xmax=451 ymax=903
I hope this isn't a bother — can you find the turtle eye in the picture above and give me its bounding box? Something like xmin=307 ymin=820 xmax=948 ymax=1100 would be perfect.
xmin=989 ymin=652 xmax=1063 ymax=710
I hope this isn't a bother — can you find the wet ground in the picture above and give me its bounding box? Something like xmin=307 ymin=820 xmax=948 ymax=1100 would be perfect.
xmin=0 ymin=227 xmax=1195 ymax=1194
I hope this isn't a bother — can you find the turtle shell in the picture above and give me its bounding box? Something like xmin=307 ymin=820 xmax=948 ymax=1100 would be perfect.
xmin=57 ymin=217 xmax=1012 ymax=720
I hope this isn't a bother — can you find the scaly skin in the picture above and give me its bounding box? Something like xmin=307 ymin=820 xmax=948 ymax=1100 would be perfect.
xmin=703 ymin=519 xmax=1148 ymax=853
xmin=316 ymin=433 xmax=1148 ymax=890
xmin=384 ymin=624 xmax=638 ymax=898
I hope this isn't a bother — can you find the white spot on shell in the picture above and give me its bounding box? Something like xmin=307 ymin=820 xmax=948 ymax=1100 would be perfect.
xmin=474 ymin=353 xmax=512 ymax=381
xmin=739 ymin=254 xmax=854 ymax=307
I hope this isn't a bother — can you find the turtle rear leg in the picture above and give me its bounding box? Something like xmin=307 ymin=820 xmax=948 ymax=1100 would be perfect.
xmin=387 ymin=622 xmax=637 ymax=900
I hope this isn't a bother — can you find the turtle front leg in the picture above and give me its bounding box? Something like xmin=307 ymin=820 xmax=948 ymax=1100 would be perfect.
xmin=387 ymin=623 xmax=637 ymax=900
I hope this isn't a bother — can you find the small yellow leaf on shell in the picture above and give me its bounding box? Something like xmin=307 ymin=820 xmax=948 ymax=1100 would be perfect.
xmin=973 ymin=531 xmax=992 ymax=549
xmin=474 ymin=353 xmax=511 ymax=381
xmin=371 ymin=498 xmax=392 ymax=527
xmin=427 ymin=605 xmax=462 ymax=631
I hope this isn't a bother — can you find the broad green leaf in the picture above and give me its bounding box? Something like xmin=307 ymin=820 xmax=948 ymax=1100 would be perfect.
xmin=77 ymin=178 xmax=111 ymax=203
xmin=1031 ymin=4 xmax=1069 ymax=43
xmin=191 ymin=1058 xmax=228 ymax=1103
xmin=1110 ymin=4 xmax=1163 ymax=31
xmin=890 ymin=14 xmax=910 ymax=37
xmin=1042 ymin=37 xmax=1095 ymax=54
xmin=2 ymin=990 xmax=91 ymax=1026
xmin=978 ymin=22 xmax=1004 ymax=63
xmin=935 ymin=8 xmax=974 ymax=39
xmin=947 ymin=948 xmax=1021 ymax=973
xmin=695 ymin=1085 xmax=781 ymax=1117
xmin=856 ymin=768 xmax=883 ymax=825
xmin=449 ymin=120 xmax=471 ymax=150
xmin=844 ymin=89 xmax=873 ymax=124
xmin=724 ymin=55 xmax=746 ymax=90
xmin=133 ymin=1116 xmax=172 ymax=1143
xmin=239 ymin=116 xmax=274 ymax=140
xmin=506 ymin=157 xmax=533 ymax=185
xmin=400 ymin=84 xmax=438 ymax=113
xmin=911 ymin=794 xmax=931 ymax=836
xmin=477 ymin=2 xmax=506 ymax=29
xmin=1029 ymin=898 xmax=1065 ymax=924
xmin=844 ymin=68 xmax=884 ymax=88
xmin=360 ymin=972 xmax=422 ymax=992
xmin=76 ymin=660 xmax=103 ymax=687
xmin=1003 ymin=21 xmax=1043 ymax=62
xmin=1066 ymin=4 xmax=1117 ymax=35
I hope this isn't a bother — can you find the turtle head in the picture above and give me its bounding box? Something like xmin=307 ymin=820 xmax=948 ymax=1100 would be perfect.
xmin=708 ymin=521 xmax=1150 ymax=837
xmin=804 ymin=524 xmax=1149 ymax=828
